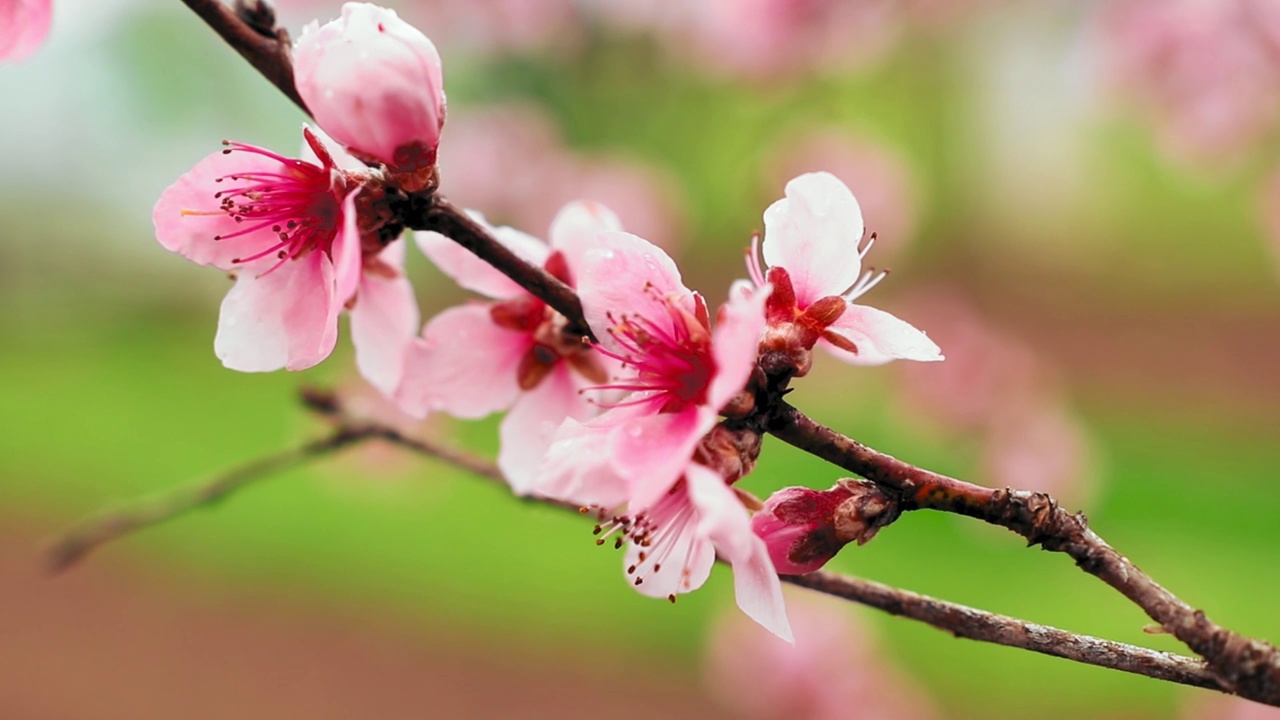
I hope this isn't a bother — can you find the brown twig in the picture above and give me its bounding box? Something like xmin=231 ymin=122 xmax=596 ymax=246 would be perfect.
xmin=782 ymin=572 xmax=1225 ymax=691
xmin=767 ymin=401 xmax=1280 ymax=704
xmin=52 ymin=389 xmax=1231 ymax=696
xmin=47 ymin=424 xmax=371 ymax=572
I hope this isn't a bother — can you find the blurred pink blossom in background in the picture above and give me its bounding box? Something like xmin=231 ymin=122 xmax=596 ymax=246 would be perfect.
xmin=704 ymin=590 xmax=936 ymax=720
xmin=0 ymin=0 xmax=53 ymax=62
xmin=437 ymin=103 xmax=685 ymax=251
xmin=1097 ymin=0 xmax=1280 ymax=168
xmin=896 ymin=288 xmax=1095 ymax=504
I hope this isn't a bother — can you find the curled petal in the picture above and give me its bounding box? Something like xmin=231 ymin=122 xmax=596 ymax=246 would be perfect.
xmin=214 ymin=251 xmax=338 ymax=372
xmin=686 ymin=465 xmax=793 ymax=642
xmin=415 ymin=221 xmax=548 ymax=299
xmin=707 ymin=280 xmax=770 ymax=411
xmin=351 ymin=242 xmax=419 ymax=396
xmin=394 ymin=304 xmax=528 ymax=418
xmin=762 ymin=172 xmax=865 ymax=306
xmin=822 ymin=303 xmax=943 ymax=365
xmin=332 ymin=191 xmax=362 ymax=306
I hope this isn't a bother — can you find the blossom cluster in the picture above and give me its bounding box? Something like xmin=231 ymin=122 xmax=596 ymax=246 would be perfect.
xmin=143 ymin=2 xmax=943 ymax=641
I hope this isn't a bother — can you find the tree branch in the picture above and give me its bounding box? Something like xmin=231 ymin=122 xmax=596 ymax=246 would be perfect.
xmin=766 ymin=401 xmax=1280 ymax=703
xmin=782 ymin=572 xmax=1224 ymax=691
xmin=51 ymin=388 xmax=1235 ymax=698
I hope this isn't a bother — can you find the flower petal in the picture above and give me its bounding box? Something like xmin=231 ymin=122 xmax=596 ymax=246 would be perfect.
xmin=499 ymin=365 xmax=597 ymax=494
xmin=351 ymin=242 xmax=420 ymax=396
xmin=214 ymin=251 xmax=339 ymax=372
xmin=0 ymin=0 xmax=52 ymax=63
xmin=415 ymin=218 xmax=548 ymax=299
xmin=624 ymin=488 xmax=716 ymax=600
xmin=547 ymin=200 xmax=623 ymax=280
xmin=707 ymin=280 xmax=769 ymax=411
xmin=532 ymin=417 xmax=632 ymax=509
xmin=153 ymin=149 xmax=294 ymax=272
xmin=686 ymin=464 xmax=793 ymax=643
xmin=394 ymin=303 xmax=529 ymax=419
xmin=577 ymin=230 xmax=689 ymax=356
xmin=761 ymin=172 xmax=865 ymax=306
xmin=331 ymin=190 xmax=363 ymax=306
xmin=611 ymin=405 xmax=715 ymax=510
xmin=822 ymin=303 xmax=943 ymax=366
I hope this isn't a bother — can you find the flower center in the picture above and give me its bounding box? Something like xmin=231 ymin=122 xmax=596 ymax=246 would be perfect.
xmin=206 ymin=140 xmax=343 ymax=274
xmin=586 ymin=480 xmax=702 ymax=603
xmin=594 ymin=289 xmax=714 ymax=411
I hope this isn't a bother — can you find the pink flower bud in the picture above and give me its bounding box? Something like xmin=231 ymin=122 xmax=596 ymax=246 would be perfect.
xmin=751 ymin=480 xmax=898 ymax=575
xmin=294 ymin=3 xmax=446 ymax=180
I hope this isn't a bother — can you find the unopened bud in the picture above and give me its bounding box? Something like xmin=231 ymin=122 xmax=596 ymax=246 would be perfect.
xmin=751 ymin=480 xmax=898 ymax=575
xmin=695 ymin=423 xmax=763 ymax=484
xmin=294 ymin=3 xmax=446 ymax=190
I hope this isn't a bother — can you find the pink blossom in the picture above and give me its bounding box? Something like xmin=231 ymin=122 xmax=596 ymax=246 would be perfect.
xmin=0 ymin=0 xmax=52 ymax=62
xmin=1098 ymin=0 xmax=1280 ymax=167
xmin=748 ymin=172 xmax=941 ymax=374
xmin=394 ymin=202 xmax=620 ymax=492
xmin=547 ymin=231 xmax=768 ymax=510
xmin=153 ymin=127 xmax=418 ymax=384
xmin=529 ymin=231 xmax=789 ymax=638
xmin=294 ymin=2 xmax=445 ymax=179
xmin=704 ymin=590 xmax=937 ymax=720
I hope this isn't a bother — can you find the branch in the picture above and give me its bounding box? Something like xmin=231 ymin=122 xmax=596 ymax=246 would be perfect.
xmin=52 ymin=388 xmax=1233 ymax=697
xmin=767 ymin=401 xmax=1280 ymax=705
xmin=47 ymin=424 xmax=372 ymax=572
xmin=782 ymin=572 xmax=1224 ymax=691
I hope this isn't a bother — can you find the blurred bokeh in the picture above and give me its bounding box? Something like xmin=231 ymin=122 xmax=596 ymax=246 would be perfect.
xmin=1 ymin=0 xmax=1278 ymax=718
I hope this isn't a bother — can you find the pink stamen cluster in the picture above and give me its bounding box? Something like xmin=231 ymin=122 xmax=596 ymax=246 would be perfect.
xmin=594 ymin=288 xmax=715 ymax=410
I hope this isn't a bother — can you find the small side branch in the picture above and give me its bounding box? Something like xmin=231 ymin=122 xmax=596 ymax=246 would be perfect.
xmin=47 ymin=424 xmax=372 ymax=572
xmin=783 ymin=571 xmax=1226 ymax=691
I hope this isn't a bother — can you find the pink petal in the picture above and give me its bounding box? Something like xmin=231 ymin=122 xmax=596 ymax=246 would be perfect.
xmin=761 ymin=172 xmax=865 ymax=306
xmin=707 ymin=280 xmax=769 ymax=411
xmin=577 ymin=230 xmax=689 ymax=356
xmin=331 ymin=191 xmax=362 ymax=306
xmin=547 ymin=200 xmax=623 ymax=279
xmin=0 ymin=0 xmax=52 ymax=63
xmin=153 ymin=149 xmax=295 ymax=272
xmin=498 ymin=365 xmax=597 ymax=494
xmin=415 ymin=219 xmax=548 ymax=299
xmin=394 ymin=303 xmax=527 ymax=419
xmin=611 ymin=405 xmax=716 ymax=510
xmin=351 ymin=243 xmax=420 ymax=396
xmin=822 ymin=303 xmax=943 ymax=366
xmin=214 ymin=250 xmax=339 ymax=372
xmin=623 ymin=490 xmax=717 ymax=600
xmin=532 ymin=417 xmax=632 ymax=509
xmin=686 ymin=464 xmax=793 ymax=642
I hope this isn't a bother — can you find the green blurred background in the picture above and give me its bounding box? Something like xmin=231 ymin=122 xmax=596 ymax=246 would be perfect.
xmin=1 ymin=1 xmax=1277 ymax=718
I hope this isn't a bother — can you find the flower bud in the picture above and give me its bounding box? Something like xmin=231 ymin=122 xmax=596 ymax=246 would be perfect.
xmin=751 ymin=480 xmax=898 ymax=575
xmin=294 ymin=2 xmax=446 ymax=188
